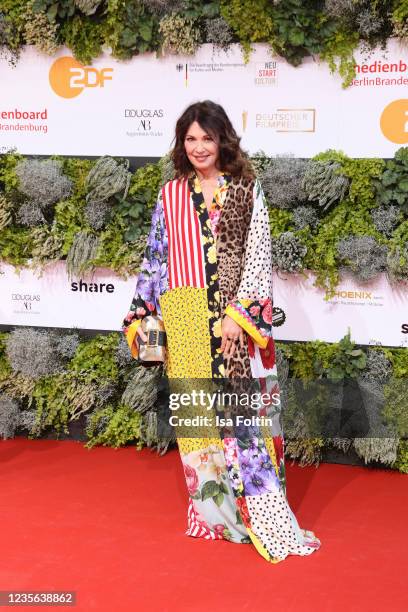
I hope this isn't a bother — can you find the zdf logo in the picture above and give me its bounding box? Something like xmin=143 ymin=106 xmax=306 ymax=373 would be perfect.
xmin=49 ymin=56 xmax=113 ymax=99
xmin=380 ymin=99 xmax=408 ymax=144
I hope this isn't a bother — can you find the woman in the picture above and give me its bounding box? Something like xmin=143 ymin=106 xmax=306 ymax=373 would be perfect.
xmin=123 ymin=100 xmax=320 ymax=563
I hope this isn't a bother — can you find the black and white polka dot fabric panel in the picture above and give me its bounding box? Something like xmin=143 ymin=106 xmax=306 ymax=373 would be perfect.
xmin=236 ymin=179 xmax=273 ymax=302
xmin=246 ymin=490 xmax=318 ymax=560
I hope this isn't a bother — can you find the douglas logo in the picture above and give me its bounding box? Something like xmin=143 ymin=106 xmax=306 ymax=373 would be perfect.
xmin=12 ymin=293 xmax=40 ymax=312
xmin=124 ymin=109 xmax=164 ymax=118
xmin=71 ymin=279 xmax=114 ymax=293
xmin=124 ymin=108 xmax=164 ymax=133
xmin=402 ymin=323 xmax=408 ymax=333
xmin=12 ymin=294 xmax=40 ymax=301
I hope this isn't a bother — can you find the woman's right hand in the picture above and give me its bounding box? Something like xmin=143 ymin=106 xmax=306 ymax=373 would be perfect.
xmin=136 ymin=324 xmax=148 ymax=343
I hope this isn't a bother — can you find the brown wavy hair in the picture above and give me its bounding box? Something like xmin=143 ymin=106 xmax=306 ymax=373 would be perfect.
xmin=171 ymin=100 xmax=254 ymax=179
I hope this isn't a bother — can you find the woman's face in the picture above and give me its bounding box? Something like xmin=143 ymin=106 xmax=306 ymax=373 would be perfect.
xmin=184 ymin=121 xmax=219 ymax=174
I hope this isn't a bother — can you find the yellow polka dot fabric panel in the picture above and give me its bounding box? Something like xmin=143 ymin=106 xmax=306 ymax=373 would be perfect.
xmin=159 ymin=286 xmax=213 ymax=379
xmin=167 ymin=378 xmax=222 ymax=455
xmin=159 ymin=286 xmax=221 ymax=455
xmin=177 ymin=436 xmax=223 ymax=455
xmin=263 ymin=433 xmax=279 ymax=475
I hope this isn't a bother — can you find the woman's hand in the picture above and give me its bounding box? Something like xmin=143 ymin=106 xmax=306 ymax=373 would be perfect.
xmin=220 ymin=315 xmax=244 ymax=358
xmin=135 ymin=323 xmax=148 ymax=343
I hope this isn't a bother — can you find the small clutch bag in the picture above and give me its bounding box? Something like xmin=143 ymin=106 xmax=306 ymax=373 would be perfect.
xmin=137 ymin=315 xmax=166 ymax=363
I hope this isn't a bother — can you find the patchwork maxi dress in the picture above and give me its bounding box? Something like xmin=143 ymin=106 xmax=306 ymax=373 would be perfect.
xmin=123 ymin=172 xmax=321 ymax=563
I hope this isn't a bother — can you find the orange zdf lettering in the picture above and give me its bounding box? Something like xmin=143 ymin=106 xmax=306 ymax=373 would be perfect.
xmin=49 ymin=57 xmax=113 ymax=98
xmin=70 ymin=67 xmax=113 ymax=89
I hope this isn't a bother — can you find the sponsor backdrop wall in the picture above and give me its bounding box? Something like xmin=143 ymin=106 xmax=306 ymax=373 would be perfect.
xmin=1 ymin=264 xmax=408 ymax=347
xmin=1 ymin=41 xmax=408 ymax=346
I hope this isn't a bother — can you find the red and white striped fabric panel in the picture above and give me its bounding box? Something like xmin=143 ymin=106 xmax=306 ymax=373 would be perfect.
xmin=185 ymin=498 xmax=223 ymax=540
xmin=161 ymin=178 xmax=206 ymax=290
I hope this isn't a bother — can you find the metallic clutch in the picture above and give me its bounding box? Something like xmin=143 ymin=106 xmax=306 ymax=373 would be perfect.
xmin=137 ymin=315 xmax=166 ymax=363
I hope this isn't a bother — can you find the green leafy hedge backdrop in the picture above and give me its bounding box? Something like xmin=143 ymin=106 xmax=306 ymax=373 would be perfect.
xmin=0 ymin=148 xmax=408 ymax=471
xmin=0 ymin=329 xmax=407 ymax=472
xmin=1 ymin=149 xmax=408 ymax=289
xmin=1 ymin=1 xmax=408 ymax=86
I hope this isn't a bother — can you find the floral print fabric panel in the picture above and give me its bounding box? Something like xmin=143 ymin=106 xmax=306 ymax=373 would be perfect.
xmin=204 ymin=173 xmax=230 ymax=238
xmin=122 ymin=191 xmax=168 ymax=330
xmin=182 ymin=444 xmax=250 ymax=543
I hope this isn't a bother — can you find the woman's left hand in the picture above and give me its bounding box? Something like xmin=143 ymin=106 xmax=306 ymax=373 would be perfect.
xmin=220 ymin=315 xmax=244 ymax=358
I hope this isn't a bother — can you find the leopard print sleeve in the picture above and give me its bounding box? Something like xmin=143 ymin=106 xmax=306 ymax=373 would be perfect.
xmin=224 ymin=178 xmax=273 ymax=348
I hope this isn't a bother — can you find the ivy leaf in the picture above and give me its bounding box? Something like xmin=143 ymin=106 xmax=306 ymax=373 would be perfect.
xmin=355 ymin=357 xmax=366 ymax=369
xmin=219 ymin=481 xmax=229 ymax=494
xmin=124 ymin=227 xmax=140 ymax=242
xmin=201 ymin=480 xmax=219 ymax=501
xmin=127 ymin=207 xmax=142 ymax=219
xmin=382 ymin=173 xmax=397 ymax=187
xmin=288 ymin=29 xmax=305 ymax=46
xmin=121 ymin=28 xmax=138 ymax=47
xmin=139 ymin=23 xmax=152 ymax=43
xmin=138 ymin=42 xmax=149 ymax=54
xmin=47 ymin=3 xmax=59 ymax=21
xmin=329 ymin=367 xmax=344 ymax=382
xmin=202 ymin=3 xmax=219 ymax=18
xmin=214 ymin=492 xmax=224 ymax=507
xmin=238 ymin=438 xmax=250 ymax=450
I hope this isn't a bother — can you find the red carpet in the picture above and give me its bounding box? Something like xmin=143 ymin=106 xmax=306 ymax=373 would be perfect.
xmin=1 ymin=439 xmax=407 ymax=612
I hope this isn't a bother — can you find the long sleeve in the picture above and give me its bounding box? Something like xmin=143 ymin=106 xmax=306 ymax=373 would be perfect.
xmin=224 ymin=178 xmax=273 ymax=350
xmin=122 ymin=190 xmax=168 ymax=358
